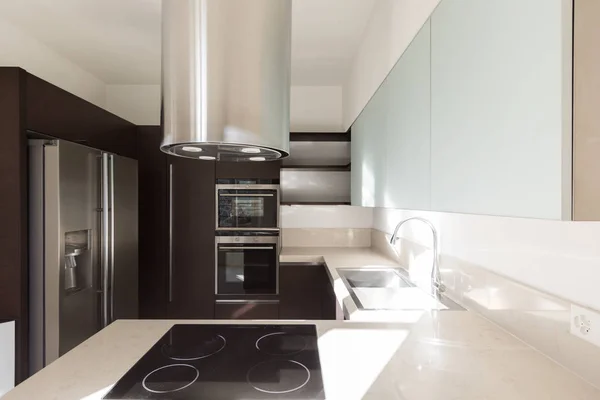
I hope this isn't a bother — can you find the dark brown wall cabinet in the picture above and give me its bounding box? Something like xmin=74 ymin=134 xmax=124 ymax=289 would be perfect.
xmin=279 ymin=264 xmax=336 ymax=320
xmin=216 ymin=160 xmax=281 ymax=179
xmin=26 ymin=74 xmax=137 ymax=159
xmin=215 ymin=302 xmax=279 ymax=320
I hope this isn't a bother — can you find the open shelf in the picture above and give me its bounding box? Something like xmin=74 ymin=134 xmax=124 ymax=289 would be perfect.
xmin=290 ymin=131 xmax=350 ymax=142
xmin=281 ymin=202 xmax=352 ymax=206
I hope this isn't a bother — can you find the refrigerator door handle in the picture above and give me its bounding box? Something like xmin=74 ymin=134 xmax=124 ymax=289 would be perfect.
xmin=101 ymin=153 xmax=110 ymax=328
xmin=109 ymin=154 xmax=115 ymax=323
xmin=169 ymin=163 xmax=173 ymax=303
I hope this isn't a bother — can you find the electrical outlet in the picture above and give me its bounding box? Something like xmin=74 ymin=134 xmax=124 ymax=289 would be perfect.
xmin=570 ymin=304 xmax=600 ymax=347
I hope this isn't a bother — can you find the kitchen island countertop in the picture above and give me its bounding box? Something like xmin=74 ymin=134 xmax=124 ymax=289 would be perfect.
xmin=5 ymin=315 xmax=599 ymax=399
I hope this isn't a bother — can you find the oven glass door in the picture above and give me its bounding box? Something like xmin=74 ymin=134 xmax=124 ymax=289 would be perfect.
xmin=217 ymin=243 xmax=277 ymax=295
xmin=217 ymin=189 xmax=278 ymax=229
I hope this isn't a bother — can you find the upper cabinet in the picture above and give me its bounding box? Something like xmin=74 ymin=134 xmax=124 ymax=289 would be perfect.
xmin=384 ymin=21 xmax=431 ymax=211
xmin=351 ymin=0 xmax=581 ymax=220
xmin=430 ymin=0 xmax=571 ymax=219
xmin=352 ymin=20 xmax=431 ymax=211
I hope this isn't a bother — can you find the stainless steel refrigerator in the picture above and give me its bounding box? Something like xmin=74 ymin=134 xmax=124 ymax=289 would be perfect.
xmin=28 ymin=139 xmax=138 ymax=375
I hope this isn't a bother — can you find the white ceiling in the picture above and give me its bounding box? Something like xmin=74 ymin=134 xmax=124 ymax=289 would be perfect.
xmin=0 ymin=0 xmax=375 ymax=86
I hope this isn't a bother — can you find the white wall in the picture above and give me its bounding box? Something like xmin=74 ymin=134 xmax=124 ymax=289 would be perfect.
xmin=342 ymin=0 xmax=441 ymax=129
xmin=290 ymin=86 xmax=343 ymax=132
xmin=105 ymin=84 xmax=161 ymax=125
xmin=0 ymin=18 xmax=106 ymax=108
xmin=373 ymin=207 xmax=600 ymax=311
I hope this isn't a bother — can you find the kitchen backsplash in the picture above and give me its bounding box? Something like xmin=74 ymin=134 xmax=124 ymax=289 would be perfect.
xmin=280 ymin=205 xmax=373 ymax=229
xmin=281 ymin=228 xmax=371 ymax=248
xmin=280 ymin=205 xmax=373 ymax=247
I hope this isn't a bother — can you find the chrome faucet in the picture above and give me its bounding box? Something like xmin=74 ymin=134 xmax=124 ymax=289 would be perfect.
xmin=389 ymin=217 xmax=445 ymax=292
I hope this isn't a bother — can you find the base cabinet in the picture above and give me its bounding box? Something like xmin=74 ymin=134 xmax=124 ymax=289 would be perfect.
xmin=215 ymin=302 xmax=279 ymax=320
xmin=279 ymin=264 xmax=336 ymax=320
xmin=322 ymin=273 xmax=337 ymax=320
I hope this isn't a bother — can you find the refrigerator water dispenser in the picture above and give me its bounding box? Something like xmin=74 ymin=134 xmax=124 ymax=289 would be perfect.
xmin=64 ymin=230 xmax=91 ymax=293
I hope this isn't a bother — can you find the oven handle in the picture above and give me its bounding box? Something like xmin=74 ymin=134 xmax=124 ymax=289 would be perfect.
xmin=219 ymin=193 xmax=274 ymax=197
xmin=215 ymin=299 xmax=279 ymax=304
xmin=218 ymin=246 xmax=275 ymax=250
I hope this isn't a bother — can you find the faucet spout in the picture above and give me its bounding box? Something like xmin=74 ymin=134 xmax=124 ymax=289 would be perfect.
xmin=389 ymin=217 xmax=445 ymax=293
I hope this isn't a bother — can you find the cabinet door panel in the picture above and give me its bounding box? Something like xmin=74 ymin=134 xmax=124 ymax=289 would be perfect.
xmin=351 ymin=22 xmax=431 ymax=210
xmin=168 ymin=157 xmax=216 ymax=319
xmin=137 ymin=127 xmax=168 ymax=319
xmin=279 ymin=264 xmax=335 ymax=320
xmin=430 ymin=0 xmax=569 ymax=219
xmin=384 ymin=21 xmax=431 ymax=210
xmin=351 ymin=85 xmax=388 ymax=207
xmin=321 ymin=271 xmax=337 ymax=320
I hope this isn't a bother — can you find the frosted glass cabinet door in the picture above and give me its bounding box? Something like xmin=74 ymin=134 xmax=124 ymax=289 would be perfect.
xmin=351 ymin=110 xmax=365 ymax=206
xmin=384 ymin=20 xmax=431 ymax=210
xmin=430 ymin=0 xmax=571 ymax=219
xmin=351 ymin=77 xmax=389 ymax=207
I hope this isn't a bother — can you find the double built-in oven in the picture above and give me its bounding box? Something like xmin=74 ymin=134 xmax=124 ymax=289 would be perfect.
xmin=215 ymin=179 xmax=280 ymax=300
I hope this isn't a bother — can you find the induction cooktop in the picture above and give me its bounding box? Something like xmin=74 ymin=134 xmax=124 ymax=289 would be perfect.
xmin=103 ymin=324 xmax=325 ymax=400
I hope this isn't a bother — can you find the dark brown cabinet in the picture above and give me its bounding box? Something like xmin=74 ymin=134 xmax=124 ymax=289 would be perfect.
xmin=167 ymin=156 xmax=216 ymax=319
xmin=215 ymin=302 xmax=279 ymax=319
xmin=216 ymin=160 xmax=281 ymax=179
xmin=26 ymin=74 xmax=137 ymax=159
xmin=137 ymin=126 xmax=168 ymax=319
xmin=279 ymin=263 xmax=336 ymax=320
xmin=322 ymin=270 xmax=337 ymax=320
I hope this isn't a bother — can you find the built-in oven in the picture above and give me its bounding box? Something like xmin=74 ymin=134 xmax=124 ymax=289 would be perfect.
xmin=216 ymin=179 xmax=279 ymax=230
xmin=215 ymin=231 xmax=279 ymax=295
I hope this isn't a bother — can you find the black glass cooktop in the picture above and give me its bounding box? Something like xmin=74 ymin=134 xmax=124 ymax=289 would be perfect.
xmin=103 ymin=324 xmax=325 ymax=400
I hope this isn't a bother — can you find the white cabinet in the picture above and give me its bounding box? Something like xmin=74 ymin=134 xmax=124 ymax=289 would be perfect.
xmin=351 ymin=21 xmax=431 ymax=210
xmin=351 ymin=77 xmax=388 ymax=207
xmin=384 ymin=20 xmax=431 ymax=210
xmin=430 ymin=0 xmax=571 ymax=220
xmin=351 ymin=0 xmax=572 ymax=220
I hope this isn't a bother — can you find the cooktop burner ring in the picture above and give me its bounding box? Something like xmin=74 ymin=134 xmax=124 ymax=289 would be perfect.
xmin=246 ymin=359 xmax=311 ymax=394
xmin=142 ymin=364 xmax=199 ymax=394
xmin=161 ymin=334 xmax=226 ymax=361
xmin=255 ymin=332 xmax=308 ymax=356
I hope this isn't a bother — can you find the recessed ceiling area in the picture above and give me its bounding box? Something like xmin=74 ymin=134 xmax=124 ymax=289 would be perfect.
xmin=0 ymin=0 xmax=376 ymax=86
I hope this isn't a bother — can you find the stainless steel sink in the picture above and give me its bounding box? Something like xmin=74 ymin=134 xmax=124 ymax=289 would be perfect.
xmin=337 ymin=267 xmax=464 ymax=311
xmin=337 ymin=268 xmax=414 ymax=289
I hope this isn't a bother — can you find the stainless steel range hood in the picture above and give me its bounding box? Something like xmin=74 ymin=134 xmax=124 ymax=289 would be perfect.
xmin=161 ymin=0 xmax=292 ymax=161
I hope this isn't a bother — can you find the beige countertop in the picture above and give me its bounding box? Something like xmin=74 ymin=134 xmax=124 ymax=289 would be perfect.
xmin=6 ymin=247 xmax=599 ymax=399
xmin=6 ymin=316 xmax=599 ymax=400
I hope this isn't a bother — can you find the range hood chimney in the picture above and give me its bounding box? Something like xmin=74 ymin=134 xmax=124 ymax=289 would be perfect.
xmin=161 ymin=0 xmax=292 ymax=161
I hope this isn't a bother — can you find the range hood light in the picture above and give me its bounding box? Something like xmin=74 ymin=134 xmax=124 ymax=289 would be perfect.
xmin=249 ymin=157 xmax=266 ymax=162
xmin=199 ymin=155 xmax=216 ymax=160
xmin=181 ymin=146 xmax=203 ymax=153
xmin=241 ymin=147 xmax=261 ymax=154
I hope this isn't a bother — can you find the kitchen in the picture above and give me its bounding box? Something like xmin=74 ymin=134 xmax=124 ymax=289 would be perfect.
xmin=1 ymin=0 xmax=600 ymax=399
